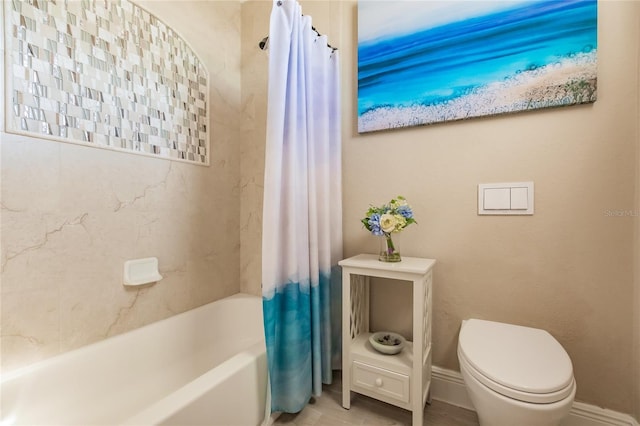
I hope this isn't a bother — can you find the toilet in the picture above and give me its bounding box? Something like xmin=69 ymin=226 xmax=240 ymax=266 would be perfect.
xmin=457 ymin=319 xmax=576 ymax=426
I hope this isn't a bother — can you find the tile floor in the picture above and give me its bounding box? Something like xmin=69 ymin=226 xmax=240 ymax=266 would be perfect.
xmin=274 ymin=372 xmax=480 ymax=426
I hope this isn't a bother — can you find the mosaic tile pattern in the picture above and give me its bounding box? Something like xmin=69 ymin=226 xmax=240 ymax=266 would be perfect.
xmin=4 ymin=0 xmax=209 ymax=165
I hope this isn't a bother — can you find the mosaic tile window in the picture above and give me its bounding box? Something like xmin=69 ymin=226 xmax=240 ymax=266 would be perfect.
xmin=3 ymin=0 xmax=209 ymax=165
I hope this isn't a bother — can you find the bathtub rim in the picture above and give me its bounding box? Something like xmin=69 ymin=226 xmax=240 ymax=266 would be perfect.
xmin=121 ymin=340 xmax=267 ymax=426
xmin=1 ymin=292 xmax=261 ymax=382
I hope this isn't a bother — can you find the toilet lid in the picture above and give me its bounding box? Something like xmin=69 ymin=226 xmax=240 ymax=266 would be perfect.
xmin=458 ymin=319 xmax=574 ymax=401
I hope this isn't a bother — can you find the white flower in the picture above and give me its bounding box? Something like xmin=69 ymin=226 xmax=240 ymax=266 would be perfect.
xmin=380 ymin=213 xmax=397 ymax=233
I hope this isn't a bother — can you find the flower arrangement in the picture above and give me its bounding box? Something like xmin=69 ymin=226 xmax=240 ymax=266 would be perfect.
xmin=362 ymin=196 xmax=416 ymax=236
xmin=361 ymin=196 xmax=416 ymax=262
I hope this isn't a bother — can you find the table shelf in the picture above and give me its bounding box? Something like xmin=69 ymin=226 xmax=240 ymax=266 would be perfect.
xmin=339 ymin=254 xmax=435 ymax=426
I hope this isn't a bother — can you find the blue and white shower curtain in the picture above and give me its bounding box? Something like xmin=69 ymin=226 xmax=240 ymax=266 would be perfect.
xmin=262 ymin=0 xmax=342 ymax=414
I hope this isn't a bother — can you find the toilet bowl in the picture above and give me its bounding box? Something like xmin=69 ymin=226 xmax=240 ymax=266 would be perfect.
xmin=458 ymin=319 xmax=576 ymax=426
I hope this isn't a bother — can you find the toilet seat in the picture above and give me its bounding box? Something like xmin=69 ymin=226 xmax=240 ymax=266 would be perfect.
xmin=458 ymin=319 xmax=575 ymax=404
xmin=458 ymin=346 xmax=575 ymax=403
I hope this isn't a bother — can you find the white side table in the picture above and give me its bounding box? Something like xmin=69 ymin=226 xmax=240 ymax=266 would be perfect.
xmin=339 ymin=254 xmax=435 ymax=426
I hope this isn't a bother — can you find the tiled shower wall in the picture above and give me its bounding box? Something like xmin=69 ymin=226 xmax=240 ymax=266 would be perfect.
xmin=239 ymin=0 xmax=270 ymax=296
xmin=0 ymin=1 xmax=241 ymax=372
xmin=4 ymin=0 xmax=209 ymax=164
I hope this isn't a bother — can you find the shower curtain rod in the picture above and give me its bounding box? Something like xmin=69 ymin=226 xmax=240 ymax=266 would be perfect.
xmin=258 ymin=24 xmax=337 ymax=52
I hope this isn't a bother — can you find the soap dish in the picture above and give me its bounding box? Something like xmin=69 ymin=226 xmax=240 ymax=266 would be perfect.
xmin=369 ymin=331 xmax=406 ymax=355
xmin=123 ymin=257 xmax=163 ymax=286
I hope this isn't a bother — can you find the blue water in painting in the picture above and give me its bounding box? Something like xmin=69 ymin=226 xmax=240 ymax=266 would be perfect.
xmin=358 ymin=0 xmax=598 ymax=116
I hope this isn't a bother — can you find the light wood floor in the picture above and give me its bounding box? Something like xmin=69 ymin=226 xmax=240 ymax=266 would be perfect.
xmin=274 ymin=372 xmax=480 ymax=426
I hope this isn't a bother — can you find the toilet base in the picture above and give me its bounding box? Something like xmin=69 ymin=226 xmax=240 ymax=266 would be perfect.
xmin=459 ymin=350 xmax=575 ymax=426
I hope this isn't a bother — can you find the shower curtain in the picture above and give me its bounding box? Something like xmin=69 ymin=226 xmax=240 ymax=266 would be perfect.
xmin=261 ymin=0 xmax=342 ymax=414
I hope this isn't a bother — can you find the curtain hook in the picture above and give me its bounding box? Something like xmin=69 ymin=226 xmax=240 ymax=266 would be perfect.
xmin=259 ymin=36 xmax=269 ymax=50
xmin=276 ymin=1 xmax=282 ymax=6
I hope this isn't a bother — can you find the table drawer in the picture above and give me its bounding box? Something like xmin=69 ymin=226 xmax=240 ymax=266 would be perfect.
xmin=352 ymin=360 xmax=410 ymax=404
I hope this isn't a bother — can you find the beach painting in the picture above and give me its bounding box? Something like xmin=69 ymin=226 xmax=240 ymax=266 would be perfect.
xmin=357 ymin=0 xmax=598 ymax=133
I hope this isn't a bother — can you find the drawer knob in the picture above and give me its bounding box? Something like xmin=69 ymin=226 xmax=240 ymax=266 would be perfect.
xmin=375 ymin=378 xmax=383 ymax=387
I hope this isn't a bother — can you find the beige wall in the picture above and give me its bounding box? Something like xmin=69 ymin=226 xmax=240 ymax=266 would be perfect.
xmin=240 ymin=0 xmax=640 ymax=415
xmin=340 ymin=0 xmax=639 ymax=414
xmin=0 ymin=1 xmax=242 ymax=372
xmin=635 ymin=0 xmax=640 ymax=420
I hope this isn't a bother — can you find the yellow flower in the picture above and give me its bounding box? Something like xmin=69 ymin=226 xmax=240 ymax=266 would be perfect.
xmin=394 ymin=214 xmax=407 ymax=231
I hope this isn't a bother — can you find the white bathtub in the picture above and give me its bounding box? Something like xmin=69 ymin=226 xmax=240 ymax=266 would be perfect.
xmin=0 ymin=293 xmax=268 ymax=425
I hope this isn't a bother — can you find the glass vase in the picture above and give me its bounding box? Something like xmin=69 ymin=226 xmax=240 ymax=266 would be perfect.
xmin=379 ymin=234 xmax=401 ymax=262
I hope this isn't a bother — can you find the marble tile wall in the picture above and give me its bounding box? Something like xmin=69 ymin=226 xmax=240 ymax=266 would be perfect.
xmin=0 ymin=1 xmax=241 ymax=372
xmin=239 ymin=0 xmax=270 ymax=296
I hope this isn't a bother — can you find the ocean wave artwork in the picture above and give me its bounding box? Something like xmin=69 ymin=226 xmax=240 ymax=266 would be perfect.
xmin=357 ymin=0 xmax=598 ymax=133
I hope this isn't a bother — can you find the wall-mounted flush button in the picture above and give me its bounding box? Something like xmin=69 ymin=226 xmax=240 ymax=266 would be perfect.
xmin=483 ymin=188 xmax=510 ymax=210
xmin=510 ymin=187 xmax=529 ymax=210
xmin=478 ymin=182 xmax=534 ymax=215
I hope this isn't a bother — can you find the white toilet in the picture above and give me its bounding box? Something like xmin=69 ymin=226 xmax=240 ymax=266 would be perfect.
xmin=457 ymin=319 xmax=576 ymax=426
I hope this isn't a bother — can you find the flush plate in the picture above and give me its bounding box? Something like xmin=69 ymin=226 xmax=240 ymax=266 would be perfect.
xmin=478 ymin=182 xmax=534 ymax=215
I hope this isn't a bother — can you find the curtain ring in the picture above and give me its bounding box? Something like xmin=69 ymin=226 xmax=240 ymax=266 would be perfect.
xmin=277 ymin=1 xmax=282 ymax=6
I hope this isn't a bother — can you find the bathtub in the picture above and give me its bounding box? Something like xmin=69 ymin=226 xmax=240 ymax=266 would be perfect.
xmin=0 ymin=293 xmax=268 ymax=425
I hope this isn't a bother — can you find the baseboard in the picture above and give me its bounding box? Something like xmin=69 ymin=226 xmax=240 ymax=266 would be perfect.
xmin=564 ymin=402 xmax=640 ymax=426
xmin=430 ymin=365 xmax=475 ymax=410
xmin=430 ymin=366 xmax=639 ymax=426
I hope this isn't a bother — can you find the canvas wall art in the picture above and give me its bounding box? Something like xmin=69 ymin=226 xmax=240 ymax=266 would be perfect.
xmin=357 ymin=0 xmax=598 ymax=133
